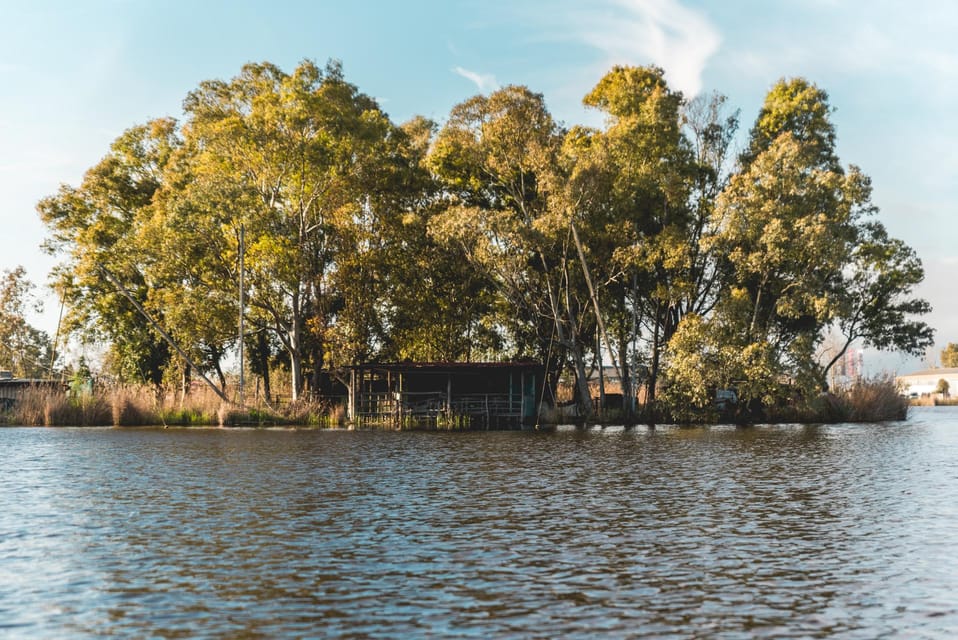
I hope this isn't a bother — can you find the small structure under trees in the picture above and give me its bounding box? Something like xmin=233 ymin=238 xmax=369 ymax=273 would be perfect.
xmin=0 ymin=371 xmax=64 ymax=410
xmin=346 ymin=362 xmax=543 ymax=428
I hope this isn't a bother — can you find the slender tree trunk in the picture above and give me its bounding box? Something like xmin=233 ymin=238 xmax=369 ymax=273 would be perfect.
xmin=572 ymin=221 xmax=622 ymax=383
xmin=618 ymin=335 xmax=633 ymax=421
xmin=289 ymin=292 xmax=303 ymax=402
xmin=257 ymin=331 xmax=272 ymax=404
xmin=180 ymin=363 xmax=191 ymax=406
xmin=214 ymin=360 xmax=227 ymax=393
xmin=537 ymin=249 xmax=592 ymax=419
xmin=647 ymin=303 xmax=662 ymax=428
xmin=596 ymin=328 xmax=605 ymax=419
xmin=571 ymin=342 xmax=592 ymax=422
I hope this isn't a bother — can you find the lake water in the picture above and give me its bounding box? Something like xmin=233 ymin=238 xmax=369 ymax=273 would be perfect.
xmin=3 ymin=408 xmax=958 ymax=638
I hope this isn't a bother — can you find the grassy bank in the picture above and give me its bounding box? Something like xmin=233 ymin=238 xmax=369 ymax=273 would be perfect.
xmin=2 ymin=376 xmax=911 ymax=428
xmin=554 ymin=376 xmax=911 ymax=426
xmin=0 ymin=385 xmax=347 ymax=428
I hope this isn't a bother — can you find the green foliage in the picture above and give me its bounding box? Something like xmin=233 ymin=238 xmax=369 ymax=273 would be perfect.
xmin=0 ymin=267 xmax=52 ymax=378
xmin=740 ymin=77 xmax=838 ymax=170
xmin=37 ymin=119 xmax=181 ymax=385
xmin=935 ymin=378 xmax=950 ymax=396
xmin=34 ymin=62 xmax=933 ymax=421
xmin=942 ymin=343 xmax=958 ymax=368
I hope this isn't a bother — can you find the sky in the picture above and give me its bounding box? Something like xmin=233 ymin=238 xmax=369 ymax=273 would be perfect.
xmin=0 ymin=0 xmax=955 ymax=374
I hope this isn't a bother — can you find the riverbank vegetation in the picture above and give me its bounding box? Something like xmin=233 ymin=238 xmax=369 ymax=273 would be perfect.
xmin=24 ymin=59 xmax=932 ymax=425
xmin=1 ymin=375 xmax=909 ymax=427
xmin=1 ymin=383 xmax=341 ymax=428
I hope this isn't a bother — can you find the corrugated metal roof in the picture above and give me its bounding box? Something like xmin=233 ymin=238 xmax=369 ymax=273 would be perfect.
xmin=348 ymin=361 xmax=540 ymax=372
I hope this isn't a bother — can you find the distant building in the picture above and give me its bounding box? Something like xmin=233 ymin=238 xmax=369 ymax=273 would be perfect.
xmin=830 ymin=348 xmax=865 ymax=389
xmin=896 ymin=367 xmax=958 ymax=397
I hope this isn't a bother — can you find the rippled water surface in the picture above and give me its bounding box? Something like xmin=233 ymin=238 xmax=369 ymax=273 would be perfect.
xmin=3 ymin=408 xmax=958 ymax=637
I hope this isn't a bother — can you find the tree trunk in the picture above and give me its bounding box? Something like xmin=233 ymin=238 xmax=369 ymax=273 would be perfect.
xmin=571 ymin=342 xmax=592 ymax=421
xmin=647 ymin=304 xmax=662 ymax=428
xmin=821 ymin=336 xmax=854 ymax=392
xmin=214 ymin=359 xmax=227 ymax=393
xmin=596 ymin=329 xmax=605 ymax=419
xmin=618 ymin=336 xmax=633 ymax=421
xmin=257 ymin=331 xmax=272 ymax=404
xmin=180 ymin=363 xmax=191 ymax=406
xmin=289 ymin=293 xmax=303 ymax=402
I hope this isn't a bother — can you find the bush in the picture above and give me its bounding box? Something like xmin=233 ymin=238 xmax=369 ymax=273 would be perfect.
xmin=844 ymin=376 xmax=908 ymax=422
xmin=772 ymin=376 xmax=908 ymax=423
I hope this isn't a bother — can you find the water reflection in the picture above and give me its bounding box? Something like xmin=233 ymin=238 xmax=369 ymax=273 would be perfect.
xmin=1 ymin=412 xmax=958 ymax=637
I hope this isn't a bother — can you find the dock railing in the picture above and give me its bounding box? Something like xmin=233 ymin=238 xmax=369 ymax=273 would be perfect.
xmin=354 ymin=391 xmax=522 ymax=428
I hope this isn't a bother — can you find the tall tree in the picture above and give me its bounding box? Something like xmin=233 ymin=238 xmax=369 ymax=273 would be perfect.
xmin=0 ymin=267 xmax=52 ymax=378
xmin=37 ymin=119 xmax=179 ymax=385
xmin=822 ymin=220 xmax=933 ymax=386
xmin=428 ymin=85 xmax=595 ymax=413
xmin=666 ymin=77 xmax=933 ymax=414
xmin=376 ymin=116 xmax=500 ymax=362
xmin=572 ymin=65 xmax=696 ymax=422
xmin=182 ymin=60 xmax=397 ymax=400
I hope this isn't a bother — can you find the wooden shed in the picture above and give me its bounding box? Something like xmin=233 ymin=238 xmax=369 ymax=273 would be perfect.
xmin=0 ymin=373 xmax=64 ymax=410
xmin=346 ymin=362 xmax=543 ymax=428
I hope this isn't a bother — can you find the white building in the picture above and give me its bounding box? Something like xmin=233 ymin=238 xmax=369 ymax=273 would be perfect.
xmin=896 ymin=367 xmax=958 ymax=397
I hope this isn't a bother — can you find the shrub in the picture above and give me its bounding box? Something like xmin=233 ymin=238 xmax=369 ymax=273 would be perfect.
xmin=844 ymin=376 xmax=908 ymax=422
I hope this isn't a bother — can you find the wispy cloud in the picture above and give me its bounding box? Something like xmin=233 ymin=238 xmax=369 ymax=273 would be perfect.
xmin=453 ymin=66 xmax=500 ymax=93
xmin=565 ymin=0 xmax=721 ymax=97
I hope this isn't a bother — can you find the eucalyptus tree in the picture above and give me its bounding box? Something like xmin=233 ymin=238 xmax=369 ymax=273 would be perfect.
xmin=691 ymin=134 xmax=867 ymax=404
xmin=137 ymin=137 xmax=245 ymax=392
xmin=182 ymin=60 xmax=398 ymax=400
xmin=0 ymin=267 xmax=52 ymax=378
xmin=37 ymin=119 xmax=180 ymax=385
xmin=376 ymin=116 xmax=500 ymax=362
xmin=681 ymin=92 xmax=740 ymax=318
xmin=428 ymin=85 xmax=595 ymax=412
xmin=666 ymin=77 xmax=932 ymax=414
xmin=569 ymin=65 xmax=696 ymax=421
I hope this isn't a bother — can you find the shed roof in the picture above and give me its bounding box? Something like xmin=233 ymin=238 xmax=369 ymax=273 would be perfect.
xmin=349 ymin=361 xmax=540 ymax=372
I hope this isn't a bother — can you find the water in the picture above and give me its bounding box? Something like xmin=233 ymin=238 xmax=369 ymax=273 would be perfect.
xmin=3 ymin=408 xmax=958 ymax=638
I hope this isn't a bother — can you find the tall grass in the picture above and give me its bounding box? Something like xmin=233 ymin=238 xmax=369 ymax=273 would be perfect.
xmin=768 ymin=376 xmax=908 ymax=423
xmin=843 ymin=376 xmax=909 ymax=422
xmin=0 ymin=384 xmax=337 ymax=427
xmin=4 ymin=385 xmax=112 ymax=426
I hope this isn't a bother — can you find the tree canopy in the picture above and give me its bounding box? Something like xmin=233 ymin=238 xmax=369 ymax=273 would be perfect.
xmin=36 ymin=61 xmax=934 ymax=418
xmin=0 ymin=267 xmax=52 ymax=378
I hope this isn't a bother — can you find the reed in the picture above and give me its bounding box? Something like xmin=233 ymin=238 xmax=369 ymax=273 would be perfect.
xmin=1 ymin=385 xmax=113 ymax=426
xmin=843 ymin=376 xmax=909 ymax=422
xmin=767 ymin=376 xmax=908 ymax=423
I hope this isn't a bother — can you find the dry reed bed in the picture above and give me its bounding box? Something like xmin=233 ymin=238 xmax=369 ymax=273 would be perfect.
xmin=0 ymin=385 xmax=345 ymax=427
xmin=2 ymin=377 xmax=910 ymax=427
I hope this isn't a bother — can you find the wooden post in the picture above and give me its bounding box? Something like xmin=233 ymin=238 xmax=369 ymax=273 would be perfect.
xmin=446 ymin=373 xmax=452 ymax=417
xmin=398 ymin=371 xmax=404 ymax=428
xmin=520 ymin=371 xmax=526 ymax=422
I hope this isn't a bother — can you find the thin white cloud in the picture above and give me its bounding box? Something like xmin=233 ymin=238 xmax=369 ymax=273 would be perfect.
xmin=453 ymin=66 xmax=500 ymax=93
xmin=570 ymin=0 xmax=721 ymax=97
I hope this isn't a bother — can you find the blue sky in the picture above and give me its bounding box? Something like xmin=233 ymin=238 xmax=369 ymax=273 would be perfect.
xmin=1 ymin=0 xmax=954 ymax=373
